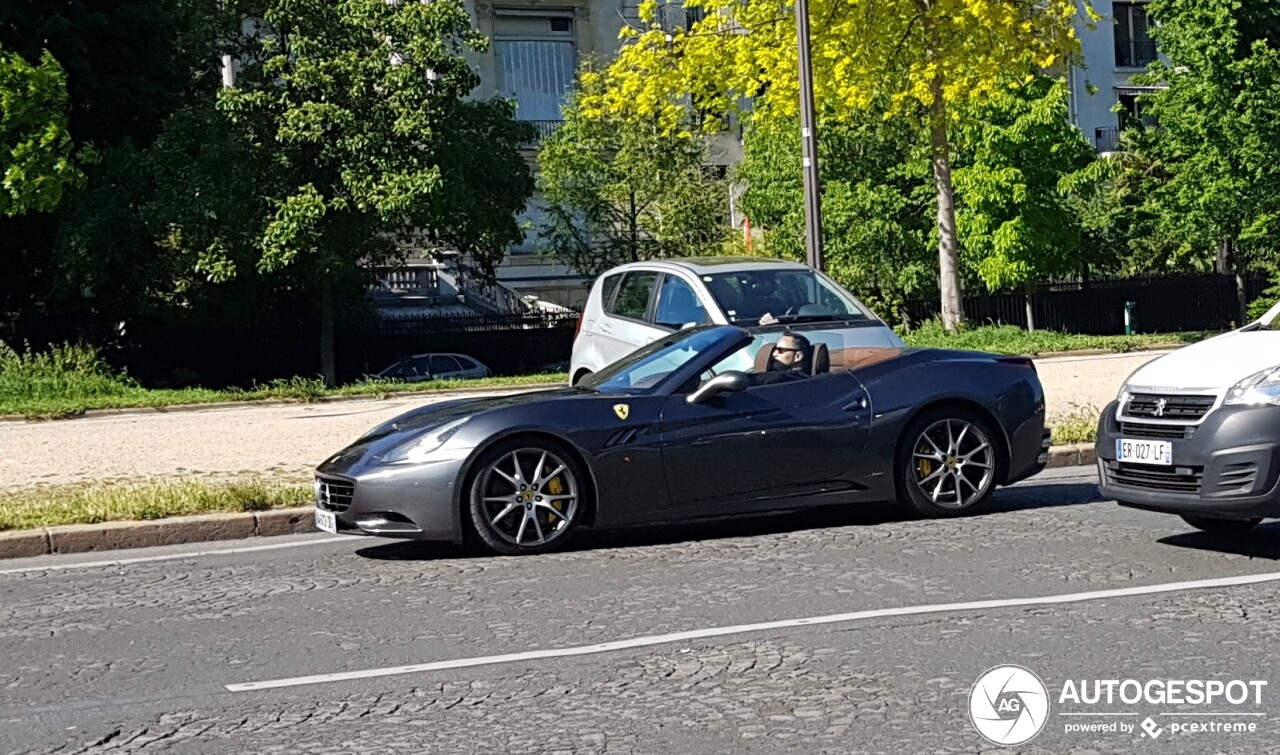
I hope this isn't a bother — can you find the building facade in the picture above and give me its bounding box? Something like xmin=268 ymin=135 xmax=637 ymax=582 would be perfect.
xmin=1068 ymin=0 xmax=1161 ymax=153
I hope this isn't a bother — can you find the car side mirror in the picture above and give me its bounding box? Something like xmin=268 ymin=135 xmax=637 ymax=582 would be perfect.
xmin=687 ymin=370 xmax=750 ymax=404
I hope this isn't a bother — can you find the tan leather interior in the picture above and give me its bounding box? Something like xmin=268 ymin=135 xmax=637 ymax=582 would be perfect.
xmin=827 ymin=347 xmax=901 ymax=372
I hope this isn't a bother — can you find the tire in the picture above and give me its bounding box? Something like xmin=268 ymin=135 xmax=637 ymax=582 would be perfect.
xmin=1180 ymin=515 xmax=1261 ymax=534
xmin=571 ymin=369 xmax=593 ymax=386
xmin=467 ymin=438 xmax=587 ymax=556
xmin=895 ymin=407 xmax=1002 ymax=517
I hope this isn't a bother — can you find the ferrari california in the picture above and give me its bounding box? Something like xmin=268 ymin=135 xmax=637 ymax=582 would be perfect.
xmin=314 ymin=324 xmax=1050 ymax=555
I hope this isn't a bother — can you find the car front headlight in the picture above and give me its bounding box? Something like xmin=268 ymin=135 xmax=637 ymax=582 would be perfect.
xmin=380 ymin=418 xmax=469 ymax=464
xmin=1224 ymin=367 xmax=1280 ymax=406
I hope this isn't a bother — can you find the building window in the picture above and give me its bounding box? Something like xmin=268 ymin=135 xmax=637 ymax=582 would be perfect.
xmin=494 ymin=13 xmax=576 ymax=142
xmin=1114 ymin=2 xmax=1157 ymax=68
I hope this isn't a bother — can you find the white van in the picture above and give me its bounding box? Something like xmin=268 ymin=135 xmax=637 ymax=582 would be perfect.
xmin=1096 ymin=301 xmax=1280 ymax=532
xmin=568 ymin=257 xmax=903 ymax=384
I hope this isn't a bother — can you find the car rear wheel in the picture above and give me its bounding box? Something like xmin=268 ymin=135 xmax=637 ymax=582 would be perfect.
xmin=896 ymin=409 xmax=1000 ymax=517
xmin=1180 ymin=515 xmax=1261 ymax=534
xmin=468 ymin=440 xmax=585 ymax=556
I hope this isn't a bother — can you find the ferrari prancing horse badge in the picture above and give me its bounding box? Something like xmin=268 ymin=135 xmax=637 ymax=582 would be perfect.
xmin=613 ymin=403 xmax=630 ymax=420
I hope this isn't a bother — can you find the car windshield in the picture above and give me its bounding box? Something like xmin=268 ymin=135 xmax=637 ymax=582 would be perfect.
xmin=700 ymin=268 xmax=875 ymax=326
xmin=579 ymin=327 xmax=743 ymax=394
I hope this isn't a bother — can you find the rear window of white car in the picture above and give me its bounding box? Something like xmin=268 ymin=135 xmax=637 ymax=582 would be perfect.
xmin=609 ymin=272 xmax=659 ymax=320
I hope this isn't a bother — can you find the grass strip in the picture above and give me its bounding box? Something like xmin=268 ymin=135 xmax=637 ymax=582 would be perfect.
xmin=0 ymin=479 xmax=312 ymax=531
xmin=900 ymin=322 xmax=1212 ymax=356
xmin=1 ymin=372 xmax=569 ymax=420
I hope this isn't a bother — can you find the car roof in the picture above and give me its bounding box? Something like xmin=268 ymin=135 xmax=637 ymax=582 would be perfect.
xmin=604 ymin=257 xmax=813 ymax=277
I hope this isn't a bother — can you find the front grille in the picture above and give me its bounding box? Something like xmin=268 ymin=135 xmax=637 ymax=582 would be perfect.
xmin=316 ymin=477 xmax=355 ymax=512
xmin=1125 ymin=394 xmax=1215 ymax=421
xmin=1119 ymin=422 xmax=1194 ymax=440
xmin=1110 ymin=463 xmax=1204 ymax=494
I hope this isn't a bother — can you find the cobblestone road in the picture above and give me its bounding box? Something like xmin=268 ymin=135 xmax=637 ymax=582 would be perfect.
xmin=4 ymin=468 xmax=1279 ymax=754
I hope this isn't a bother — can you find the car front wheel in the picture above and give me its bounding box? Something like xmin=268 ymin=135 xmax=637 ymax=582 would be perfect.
xmin=468 ymin=440 xmax=585 ymax=555
xmin=896 ymin=409 xmax=1000 ymax=517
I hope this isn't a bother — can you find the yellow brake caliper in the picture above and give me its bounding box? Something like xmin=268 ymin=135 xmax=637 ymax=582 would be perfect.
xmin=545 ymin=476 xmax=564 ymax=521
xmin=917 ymin=443 xmax=932 ymax=479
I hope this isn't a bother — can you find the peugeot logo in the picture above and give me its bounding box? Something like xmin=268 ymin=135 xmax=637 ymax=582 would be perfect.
xmin=1153 ymin=397 xmax=1168 ymax=417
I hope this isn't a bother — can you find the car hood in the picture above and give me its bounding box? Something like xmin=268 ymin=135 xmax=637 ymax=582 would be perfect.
xmin=358 ymin=388 xmax=579 ymax=442
xmin=317 ymin=387 xmax=580 ymax=470
xmin=1127 ymin=329 xmax=1280 ymax=390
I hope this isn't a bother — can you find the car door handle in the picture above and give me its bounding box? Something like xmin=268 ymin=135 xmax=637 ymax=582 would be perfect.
xmin=843 ymin=397 xmax=869 ymax=412
xmin=599 ymin=322 xmax=614 ymax=334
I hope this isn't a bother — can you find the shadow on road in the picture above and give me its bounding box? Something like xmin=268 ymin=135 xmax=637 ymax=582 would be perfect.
xmin=1158 ymin=523 xmax=1280 ymax=560
xmin=355 ymin=479 xmax=1108 ymax=562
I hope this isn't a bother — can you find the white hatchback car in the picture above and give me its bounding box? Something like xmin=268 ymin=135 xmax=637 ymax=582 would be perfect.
xmin=569 ymin=257 xmax=903 ymax=384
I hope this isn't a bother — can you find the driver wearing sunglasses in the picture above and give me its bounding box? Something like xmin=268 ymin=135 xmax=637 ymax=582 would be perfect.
xmin=752 ymin=332 xmax=812 ymax=385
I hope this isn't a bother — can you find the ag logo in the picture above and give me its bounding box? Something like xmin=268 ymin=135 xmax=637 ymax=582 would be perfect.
xmin=969 ymin=665 xmax=1050 ymax=746
xmin=613 ymin=403 xmax=630 ymax=421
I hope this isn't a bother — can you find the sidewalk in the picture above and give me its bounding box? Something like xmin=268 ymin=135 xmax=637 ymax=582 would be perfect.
xmin=0 ymin=350 xmax=1166 ymax=494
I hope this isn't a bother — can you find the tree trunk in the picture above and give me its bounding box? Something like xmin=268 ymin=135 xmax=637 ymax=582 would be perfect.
xmin=1024 ymin=287 xmax=1036 ymax=332
xmin=629 ymin=190 xmax=638 ymax=262
xmin=1219 ymin=238 xmax=1247 ymax=326
xmin=925 ymin=16 xmax=963 ymax=332
xmin=1234 ymin=249 xmax=1248 ymax=326
xmin=320 ymin=277 xmax=336 ymax=388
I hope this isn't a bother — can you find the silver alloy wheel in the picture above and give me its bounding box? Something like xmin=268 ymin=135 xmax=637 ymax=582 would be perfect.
xmin=910 ymin=418 xmax=995 ymax=509
xmin=478 ymin=448 xmax=579 ymax=547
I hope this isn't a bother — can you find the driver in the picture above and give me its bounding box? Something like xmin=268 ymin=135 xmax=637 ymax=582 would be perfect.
xmin=752 ymin=332 xmax=812 ymax=385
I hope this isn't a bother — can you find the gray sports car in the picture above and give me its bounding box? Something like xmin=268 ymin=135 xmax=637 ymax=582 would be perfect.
xmin=314 ymin=323 xmax=1050 ymax=555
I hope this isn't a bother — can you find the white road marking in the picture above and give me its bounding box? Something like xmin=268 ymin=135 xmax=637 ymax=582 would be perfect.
xmin=0 ymin=536 xmax=354 ymax=575
xmin=227 ymin=569 xmax=1280 ymax=692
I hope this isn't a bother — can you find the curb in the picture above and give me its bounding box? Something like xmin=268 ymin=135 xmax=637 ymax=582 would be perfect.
xmin=0 ymin=383 xmax=557 ymax=424
xmin=0 ymin=507 xmax=317 ymax=561
xmin=0 ymin=444 xmax=1098 ymax=562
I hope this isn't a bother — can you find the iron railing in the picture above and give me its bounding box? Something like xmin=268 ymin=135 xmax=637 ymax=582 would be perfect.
xmin=1115 ymin=38 xmax=1158 ymax=68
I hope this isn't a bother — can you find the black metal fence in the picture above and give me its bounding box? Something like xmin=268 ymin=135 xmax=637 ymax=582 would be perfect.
xmin=903 ymin=273 xmax=1270 ymax=335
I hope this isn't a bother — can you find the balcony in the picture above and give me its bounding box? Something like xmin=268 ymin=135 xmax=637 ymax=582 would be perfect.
xmin=518 ymin=119 xmax=564 ymax=148
xmin=1095 ymin=127 xmax=1121 ymax=153
xmin=1115 ymin=38 xmax=1158 ymax=68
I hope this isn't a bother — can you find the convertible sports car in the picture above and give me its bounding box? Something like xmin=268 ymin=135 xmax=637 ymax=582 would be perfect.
xmin=314 ymin=324 xmax=1050 ymax=555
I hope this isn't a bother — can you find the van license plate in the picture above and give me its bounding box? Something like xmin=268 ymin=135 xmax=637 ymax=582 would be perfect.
xmin=1116 ymin=439 xmax=1172 ymax=466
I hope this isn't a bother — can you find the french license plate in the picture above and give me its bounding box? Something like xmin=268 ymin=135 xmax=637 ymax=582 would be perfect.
xmin=1116 ymin=438 xmax=1172 ymax=466
xmin=314 ymin=508 xmax=337 ymax=533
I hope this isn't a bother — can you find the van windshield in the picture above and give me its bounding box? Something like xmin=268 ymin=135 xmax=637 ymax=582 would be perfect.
xmin=699 ymin=268 xmax=874 ymax=325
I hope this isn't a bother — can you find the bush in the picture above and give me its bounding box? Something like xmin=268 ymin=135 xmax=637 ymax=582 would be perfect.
xmin=0 ymin=341 xmax=141 ymax=402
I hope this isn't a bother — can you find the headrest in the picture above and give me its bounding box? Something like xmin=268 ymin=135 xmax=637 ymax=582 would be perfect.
xmin=754 ymin=343 xmax=776 ymax=373
xmin=811 ymin=343 xmax=830 ymax=375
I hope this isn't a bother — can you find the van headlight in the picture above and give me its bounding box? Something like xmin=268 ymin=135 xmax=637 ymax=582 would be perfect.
xmin=381 ymin=418 xmax=468 ymax=464
xmin=1224 ymin=367 xmax=1280 ymax=406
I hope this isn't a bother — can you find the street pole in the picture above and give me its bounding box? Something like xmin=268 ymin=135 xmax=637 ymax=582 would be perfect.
xmin=795 ymin=0 xmax=824 ymax=271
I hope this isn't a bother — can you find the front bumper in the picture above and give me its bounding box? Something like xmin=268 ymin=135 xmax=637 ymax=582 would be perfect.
xmin=314 ymin=454 xmax=467 ymax=542
xmin=1095 ymin=400 xmax=1280 ymax=519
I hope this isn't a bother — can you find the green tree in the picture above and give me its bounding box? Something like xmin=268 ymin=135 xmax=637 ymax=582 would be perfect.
xmin=734 ymin=112 xmax=934 ymax=317
xmin=203 ymin=0 xmax=535 ymax=384
xmin=1134 ymin=0 xmax=1280 ymax=323
xmin=951 ymin=77 xmax=1099 ymax=327
xmin=584 ymin=0 xmax=1083 ymax=330
xmin=537 ymin=73 xmax=729 ymax=277
xmin=0 ymin=48 xmax=85 ymax=217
